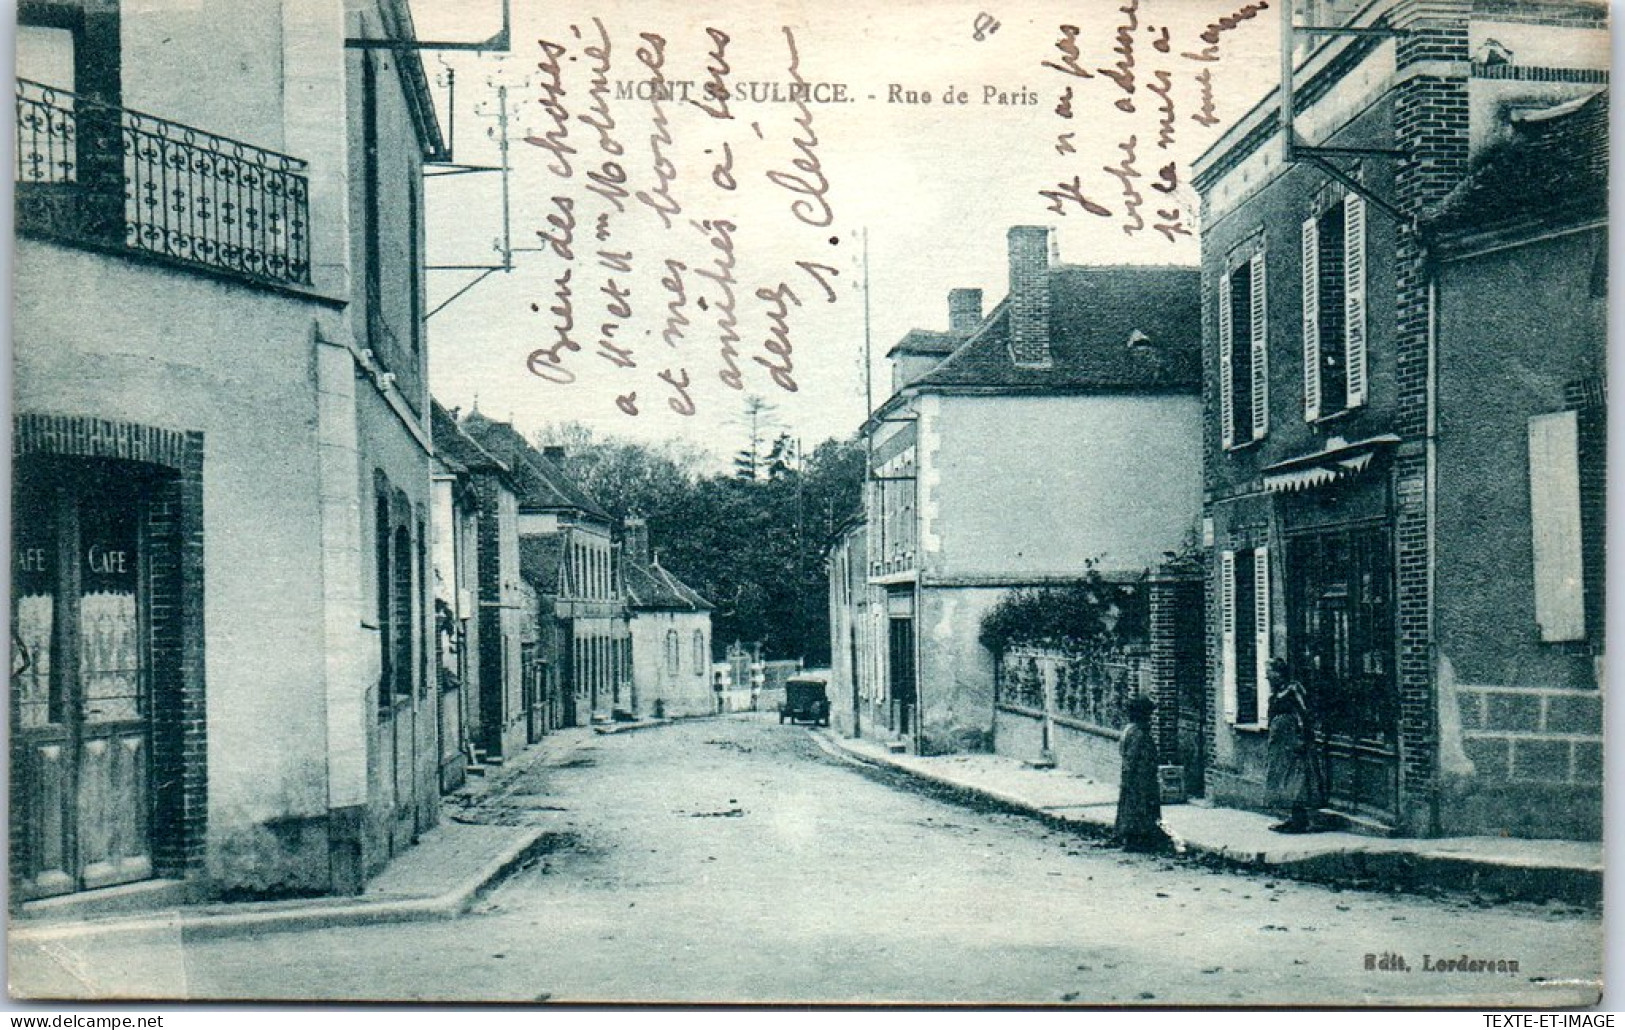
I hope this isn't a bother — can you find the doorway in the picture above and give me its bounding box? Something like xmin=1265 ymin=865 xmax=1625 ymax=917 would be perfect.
xmin=887 ymin=616 xmax=916 ymax=738
xmin=12 ymin=458 xmax=155 ymax=900
xmin=1287 ymin=524 xmax=1398 ymax=824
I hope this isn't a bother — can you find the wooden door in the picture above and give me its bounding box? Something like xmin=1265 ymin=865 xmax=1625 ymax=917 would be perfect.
xmin=1288 ymin=526 xmax=1398 ymax=824
xmin=524 ymin=653 xmax=545 ymax=743
xmin=887 ymin=617 xmax=916 ymax=735
xmin=12 ymin=464 xmax=152 ymax=900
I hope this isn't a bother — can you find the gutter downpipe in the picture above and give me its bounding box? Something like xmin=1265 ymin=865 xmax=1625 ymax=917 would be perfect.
xmin=1425 ymin=246 xmax=1441 ymax=837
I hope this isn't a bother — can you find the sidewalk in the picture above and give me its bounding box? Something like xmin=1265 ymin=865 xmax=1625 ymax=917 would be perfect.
xmin=10 ymin=729 xmax=600 ymax=946
xmin=812 ymin=730 xmax=1603 ymax=908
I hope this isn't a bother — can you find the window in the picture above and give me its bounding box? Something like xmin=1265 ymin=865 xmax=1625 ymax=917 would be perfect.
xmin=1302 ymin=192 xmax=1367 ymax=420
xmin=1220 ymin=546 xmax=1270 ymax=727
xmin=693 ymin=631 xmax=706 ymax=673
xmin=376 ymin=494 xmax=392 ymax=711
xmin=666 ymin=630 xmax=680 ymax=675
xmin=392 ymin=525 xmax=413 ymax=698
xmin=1220 ymin=249 xmax=1268 ymax=448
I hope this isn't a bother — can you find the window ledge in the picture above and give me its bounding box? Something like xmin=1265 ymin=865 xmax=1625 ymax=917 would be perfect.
xmin=1223 ymin=435 xmax=1266 ymax=454
xmin=1310 ymin=406 xmax=1365 ymax=427
xmin=1229 ymin=721 xmax=1269 ymax=733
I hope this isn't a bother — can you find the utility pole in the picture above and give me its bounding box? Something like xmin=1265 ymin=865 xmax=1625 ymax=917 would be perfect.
xmin=496 ymin=82 xmax=512 ymax=271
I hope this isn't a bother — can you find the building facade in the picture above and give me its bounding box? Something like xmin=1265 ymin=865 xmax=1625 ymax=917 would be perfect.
xmin=430 ymin=402 xmax=534 ymax=773
xmin=852 ymin=227 xmax=1204 ymax=755
xmin=623 ymin=519 xmax=715 ymax=719
xmin=1424 ymin=89 xmax=1607 ymax=839
xmin=12 ymin=0 xmax=444 ymax=899
xmin=430 ymin=403 xmax=482 ymax=793
xmin=827 ymin=521 xmax=876 ymax=739
xmin=462 ymin=415 xmax=631 ymax=726
xmin=1192 ymin=0 xmax=1605 ymax=837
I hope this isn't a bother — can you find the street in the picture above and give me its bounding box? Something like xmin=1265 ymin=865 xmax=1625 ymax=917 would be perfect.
xmin=9 ymin=715 xmax=1602 ymax=1005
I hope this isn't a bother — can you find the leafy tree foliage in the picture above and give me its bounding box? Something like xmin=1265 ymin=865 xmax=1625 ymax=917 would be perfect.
xmin=530 ymin=423 xmax=864 ymax=665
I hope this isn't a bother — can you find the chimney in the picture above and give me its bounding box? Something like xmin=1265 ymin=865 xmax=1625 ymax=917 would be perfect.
xmin=624 ymin=516 xmax=651 ymax=566
xmin=948 ymin=288 xmax=983 ymax=333
xmin=542 ymin=444 xmax=566 ymax=463
xmin=1007 ymin=226 xmax=1055 ymax=367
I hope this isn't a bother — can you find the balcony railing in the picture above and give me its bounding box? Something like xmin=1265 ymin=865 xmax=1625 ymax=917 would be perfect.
xmin=16 ymin=78 xmax=311 ymax=288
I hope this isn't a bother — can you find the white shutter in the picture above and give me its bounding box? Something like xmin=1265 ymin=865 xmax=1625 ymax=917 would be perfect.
xmin=1529 ymin=412 xmax=1585 ymax=642
xmin=1344 ymin=192 xmax=1368 ymax=409
xmin=1249 ymin=252 xmax=1269 ymax=441
xmin=1219 ymin=270 xmax=1235 ymax=449
xmin=1220 ymin=550 xmax=1237 ymax=724
xmin=1301 ymin=214 xmax=1321 ymax=422
xmin=1253 ymin=546 xmax=1271 ymax=725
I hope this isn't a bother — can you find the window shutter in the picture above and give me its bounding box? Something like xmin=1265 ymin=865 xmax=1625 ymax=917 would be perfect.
xmin=1344 ymin=192 xmax=1368 ymax=409
xmin=1249 ymin=252 xmax=1269 ymax=440
xmin=1253 ymin=546 xmax=1271 ymax=725
xmin=1301 ymin=214 xmax=1321 ymax=421
xmin=1219 ymin=270 xmax=1235 ymax=449
xmin=1529 ymin=411 xmax=1585 ymax=641
xmin=1220 ymin=550 xmax=1237 ymax=723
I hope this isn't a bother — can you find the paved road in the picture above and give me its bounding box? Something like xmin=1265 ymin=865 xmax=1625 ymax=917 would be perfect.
xmin=9 ymin=715 xmax=1602 ymax=1005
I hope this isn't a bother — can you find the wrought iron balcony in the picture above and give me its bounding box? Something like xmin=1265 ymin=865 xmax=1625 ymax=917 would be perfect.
xmin=15 ymin=78 xmax=311 ymax=288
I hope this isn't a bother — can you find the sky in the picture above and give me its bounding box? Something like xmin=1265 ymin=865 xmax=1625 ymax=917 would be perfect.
xmin=412 ymin=0 xmax=1282 ymax=465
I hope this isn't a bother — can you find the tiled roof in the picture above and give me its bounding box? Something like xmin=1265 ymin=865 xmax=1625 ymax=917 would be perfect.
xmin=459 ymin=412 xmax=613 ymax=522
xmin=431 ymin=400 xmax=506 ymax=475
xmin=624 ymin=557 xmax=713 ymax=611
xmin=885 ymin=329 xmax=965 ymax=359
xmin=1429 ymin=90 xmax=1607 ymax=239
xmin=906 ymin=265 xmax=1201 ymax=393
xmin=518 ymin=535 xmax=565 ymax=593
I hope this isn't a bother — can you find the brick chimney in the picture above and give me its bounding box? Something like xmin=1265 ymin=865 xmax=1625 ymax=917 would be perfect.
xmin=948 ymin=288 xmax=983 ymax=333
xmin=1006 ymin=226 xmax=1055 ymax=367
xmin=624 ymin=516 xmax=651 ymax=565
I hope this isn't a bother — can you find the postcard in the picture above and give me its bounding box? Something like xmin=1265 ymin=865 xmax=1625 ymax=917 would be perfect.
xmin=7 ymin=0 xmax=1608 ymax=1007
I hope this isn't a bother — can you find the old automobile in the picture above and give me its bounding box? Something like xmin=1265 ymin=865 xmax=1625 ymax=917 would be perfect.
xmin=779 ymin=674 xmax=831 ymax=726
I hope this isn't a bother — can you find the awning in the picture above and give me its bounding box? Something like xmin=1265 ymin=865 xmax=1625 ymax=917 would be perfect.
xmin=1261 ymin=434 xmax=1399 ymax=494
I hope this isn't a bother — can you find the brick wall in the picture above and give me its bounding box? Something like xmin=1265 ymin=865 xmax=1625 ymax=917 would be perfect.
xmin=13 ymin=414 xmax=208 ymax=881
xmin=1148 ymin=563 xmax=1205 ymax=794
xmin=1006 ymin=226 xmax=1053 ymax=367
xmin=1568 ymin=380 xmax=1607 ymax=650
xmin=1390 ymin=0 xmax=1471 ymax=835
xmin=948 ymin=288 xmax=984 ymax=333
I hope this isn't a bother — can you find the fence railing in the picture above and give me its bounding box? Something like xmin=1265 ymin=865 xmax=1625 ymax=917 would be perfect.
xmin=16 ymin=78 xmax=311 ymax=288
xmin=997 ymin=645 xmax=1149 ymax=736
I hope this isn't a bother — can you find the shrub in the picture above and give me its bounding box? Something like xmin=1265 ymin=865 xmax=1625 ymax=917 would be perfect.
xmin=978 ymin=566 xmax=1146 ymax=657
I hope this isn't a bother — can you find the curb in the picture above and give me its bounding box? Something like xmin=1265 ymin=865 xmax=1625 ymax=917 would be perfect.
xmin=811 ymin=731 xmax=1602 ymax=908
xmin=10 ymin=826 xmax=553 ymax=946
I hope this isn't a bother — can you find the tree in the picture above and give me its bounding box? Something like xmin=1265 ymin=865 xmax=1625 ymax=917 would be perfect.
xmin=730 ymin=395 xmax=781 ymax=481
xmin=531 ymin=422 xmax=706 ymax=524
xmin=527 ymin=422 xmax=866 ymax=666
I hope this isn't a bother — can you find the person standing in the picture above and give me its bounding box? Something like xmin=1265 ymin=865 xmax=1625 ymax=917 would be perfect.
xmin=1265 ymin=659 xmax=1325 ymax=833
xmin=1115 ymin=695 xmax=1170 ymax=851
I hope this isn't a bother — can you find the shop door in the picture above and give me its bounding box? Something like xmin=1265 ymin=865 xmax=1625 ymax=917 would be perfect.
xmin=12 ymin=464 xmax=153 ymax=900
xmin=1288 ymin=526 xmax=1398 ymax=824
xmin=524 ymin=649 xmax=546 ymax=743
xmin=887 ymin=617 xmax=916 ymax=736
